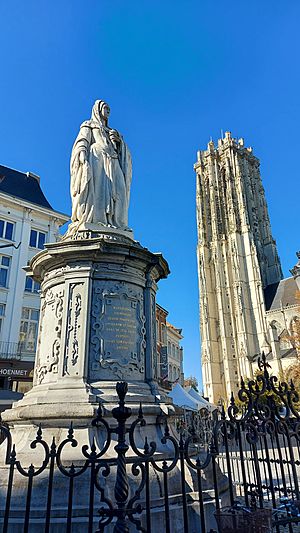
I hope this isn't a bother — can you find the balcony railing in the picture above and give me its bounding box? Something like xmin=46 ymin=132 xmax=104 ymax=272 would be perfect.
xmin=0 ymin=341 xmax=22 ymax=360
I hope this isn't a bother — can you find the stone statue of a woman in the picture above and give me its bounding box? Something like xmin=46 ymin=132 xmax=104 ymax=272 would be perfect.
xmin=69 ymin=100 xmax=132 ymax=232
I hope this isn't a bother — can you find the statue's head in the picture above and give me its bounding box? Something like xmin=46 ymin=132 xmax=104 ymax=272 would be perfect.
xmin=92 ymin=100 xmax=110 ymax=125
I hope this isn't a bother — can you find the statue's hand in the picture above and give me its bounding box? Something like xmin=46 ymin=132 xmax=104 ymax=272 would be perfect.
xmin=79 ymin=151 xmax=86 ymax=164
xmin=109 ymin=129 xmax=121 ymax=148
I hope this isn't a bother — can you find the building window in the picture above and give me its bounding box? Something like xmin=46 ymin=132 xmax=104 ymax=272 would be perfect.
xmin=162 ymin=324 xmax=167 ymax=344
xmin=19 ymin=308 xmax=40 ymax=352
xmin=25 ymin=277 xmax=41 ymax=294
xmin=0 ymin=219 xmax=14 ymax=241
xmin=0 ymin=256 xmax=11 ymax=288
xmin=12 ymin=381 xmax=32 ymax=394
xmin=0 ymin=303 xmax=5 ymax=333
xmin=29 ymin=229 xmax=46 ymax=249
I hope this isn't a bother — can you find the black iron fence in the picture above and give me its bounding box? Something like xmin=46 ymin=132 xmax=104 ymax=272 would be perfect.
xmin=213 ymin=353 xmax=300 ymax=532
xmin=1 ymin=354 xmax=300 ymax=532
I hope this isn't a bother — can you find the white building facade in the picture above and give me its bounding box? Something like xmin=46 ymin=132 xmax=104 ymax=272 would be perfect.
xmin=0 ymin=165 xmax=68 ymax=401
xmin=167 ymin=322 xmax=184 ymax=385
xmin=156 ymin=304 xmax=184 ymax=388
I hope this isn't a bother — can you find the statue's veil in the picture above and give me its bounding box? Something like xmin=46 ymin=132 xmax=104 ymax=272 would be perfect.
xmin=91 ymin=100 xmax=108 ymax=124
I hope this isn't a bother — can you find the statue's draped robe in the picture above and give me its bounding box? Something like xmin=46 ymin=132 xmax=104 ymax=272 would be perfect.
xmin=70 ymin=103 xmax=132 ymax=230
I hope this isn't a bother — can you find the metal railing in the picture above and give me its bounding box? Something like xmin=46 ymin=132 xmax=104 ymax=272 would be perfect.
xmin=0 ymin=382 xmax=215 ymax=532
xmin=0 ymin=341 xmax=22 ymax=360
xmin=212 ymin=353 xmax=300 ymax=532
xmin=1 ymin=355 xmax=300 ymax=531
xmin=0 ymin=341 xmax=36 ymax=360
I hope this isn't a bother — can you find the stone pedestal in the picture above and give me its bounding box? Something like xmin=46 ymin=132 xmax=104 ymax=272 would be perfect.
xmin=0 ymin=229 xmax=224 ymax=532
xmin=3 ymin=229 xmax=172 ymax=428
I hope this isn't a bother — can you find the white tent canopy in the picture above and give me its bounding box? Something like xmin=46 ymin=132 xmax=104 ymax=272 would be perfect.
xmin=184 ymin=386 xmax=217 ymax=412
xmin=167 ymin=383 xmax=199 ymax=411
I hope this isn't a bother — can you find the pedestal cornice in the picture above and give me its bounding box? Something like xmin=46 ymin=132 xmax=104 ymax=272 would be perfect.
xmin=26 ymin=237 xmax=170 ymax=284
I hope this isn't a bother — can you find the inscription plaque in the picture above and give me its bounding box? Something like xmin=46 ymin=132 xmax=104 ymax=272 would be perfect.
xmin=104 ymin=299 xmax=138 ymax=356
xmin=89 ymin=281 xmax=145 ymax=380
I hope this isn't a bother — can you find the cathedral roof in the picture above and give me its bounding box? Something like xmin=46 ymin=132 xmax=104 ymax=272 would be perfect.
xmin=264 ymin=277 xmax=299 ymax=311
xmin=253 ymin=346 xmax=297 ymax=362
xmin=0 ymin=164 xmax=53 ymax=211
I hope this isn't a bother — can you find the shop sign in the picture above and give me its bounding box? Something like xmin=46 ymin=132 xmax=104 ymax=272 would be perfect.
xmin=0 ymin=360 xmax=34 ymax=380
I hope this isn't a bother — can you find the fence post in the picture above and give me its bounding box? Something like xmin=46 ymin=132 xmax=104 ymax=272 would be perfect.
xmin=112 ymin=382 xmax=132 ymax=533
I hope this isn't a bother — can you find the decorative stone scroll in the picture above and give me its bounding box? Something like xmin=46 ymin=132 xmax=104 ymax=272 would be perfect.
xmin=35 ymin=287 xmax=64 ymax=385
xmin=63 ymin=282 xmax=84 ymax=376
xmin=151 ymin=294 xmax=157 ymax=379
xmin=89 ymin=281 xmax=146 ymax=380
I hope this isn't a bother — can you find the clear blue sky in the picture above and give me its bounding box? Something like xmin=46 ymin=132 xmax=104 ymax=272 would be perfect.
xmin=0 ymin=1 xmax=299 ymax=388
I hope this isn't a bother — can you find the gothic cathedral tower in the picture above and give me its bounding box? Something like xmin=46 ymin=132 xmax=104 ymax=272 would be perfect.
xmin=195 ymin=132 xmax=282 ymax=403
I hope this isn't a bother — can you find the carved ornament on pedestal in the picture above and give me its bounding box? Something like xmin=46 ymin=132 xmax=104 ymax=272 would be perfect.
xmin=63 ymin=282 xmax=84 ymax=376
xmin=35 ymin=287 xmax=64 ymax=385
